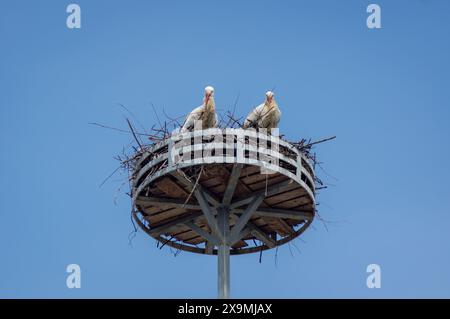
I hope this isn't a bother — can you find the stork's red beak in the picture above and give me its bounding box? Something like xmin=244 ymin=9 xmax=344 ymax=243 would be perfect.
xmin=205 ymin=94 xmax=210 ymax=105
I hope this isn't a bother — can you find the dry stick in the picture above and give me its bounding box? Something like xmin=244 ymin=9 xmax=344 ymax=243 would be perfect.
xmin=232 ymin=92 xmax=240 ymax=118
xmin=89 ymin=122 xmax=150 ymax=136
xmin=164 ymin=121 xmax=168 ymax=139
xmin=274 ymin=244 xmax=279 ymax=268
xmin=126 ymin=118 xmax=143 ymax=149
xmin=300 ymin=135 xmax=336 ymax=150
xmin=317 ymin=162 xmax=338 ymax=181
xmin=225 ymin=93 xmax=240 ymax=127
xmin=287 ymin=241 xmax=294 ymax=258
xmin=99 ymin=165 xmax=122 ymax=188
xmin=150 ymin=102 xmax=163 ymax=130
xmin=113 ymin=180 xmax=127 ymax=206
xmin=100 ymin=139 xmax=139 ymax=190
xmin=128 ymin=207 xmax=138 ymax=244
xmin=159 ymin=235 xmax=174 ymax=250
xmin=117 ymin=103 xmax=148 ymax=135
xmin=258 ymin=240 xmax=264 ymax=263
xmin=225 ymin=112 xmax=243 ymax=128
xmin=217 ymin=113 xmax=226 ymax=128
xmin=291 ymin=240 xmax=302 ymax=254
xmin=182 ymin=166 xmax=204 ymax=208
xmin=315 ymin=210 xmax=329 ymax=232
xmin=162 ymin=107 xmax=185 ymax=128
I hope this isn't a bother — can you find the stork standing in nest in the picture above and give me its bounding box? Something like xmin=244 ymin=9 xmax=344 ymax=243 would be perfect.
xmin=243 ymin=91 xmax=281 ymax=132
xmin=181 ymin=86 xmax=218 ymax=132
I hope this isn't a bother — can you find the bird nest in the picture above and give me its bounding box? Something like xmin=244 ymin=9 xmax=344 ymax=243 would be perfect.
xmin=120 ymin=123 xmax=332 ymax=255
xmin=95 ymin=109 xmax=334 ymax=257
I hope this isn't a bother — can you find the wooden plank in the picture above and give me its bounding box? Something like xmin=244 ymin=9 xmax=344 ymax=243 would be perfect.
xmin=230 ymin=179 xmax=295 ymax=209
xmin=249 ymin=216 xmax=267 ymax=228
xmin=167 ymin=224 xmax=191 ymax=236
xmin=264 ymin=188 xmax=304 ymax=206
xmin=199 ymin=177 xmax=225 ymax=188
xmin=180 ymin=233 xmax=203 ymax=243
xmin=147 ymin=208 xmax=188 ymax=225
xmin=240 ymin=165 xmax=261 ymax=177
xmin=200 ymin=165 xmax=228 ymax=183
xmin=233 ymin=207 xmax=314 ymax=221
xmin=148 ymin=211 xmax=203 ymax=235
xmin=185 ymin=236 xmax=206 ymax=245
xmin=251 ymin=179 xmax=297 ymax=194
xmin=208 ymin=184 xmax=227 ymax=195
xmin=155 ymin=176 xmax=188 ymax=198
xmin=240 ymin=171 xmax=283 ymax=186
xmin=141 ymin=205 xmax=174 ymax=216
xmin=231 ymin=240 xmax=248 ymax=249
xmin=263 ymin=217 xmax=293 ymax=236
xmin=269 ymin=193 xmax=310 ymax=208
xmin=137 ymin=196 xmax=200 ymax=210
xmin=172 ymin=170 xmax=221 ymax=206
xmin=245 ymin=174 xmax=288 ymax=191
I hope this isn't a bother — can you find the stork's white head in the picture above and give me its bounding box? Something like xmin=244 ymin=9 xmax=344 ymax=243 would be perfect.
xmin=265 ymin=91 xmax=274 ymax=103
xmin=204 ymin=86 xmax=215 ymax=106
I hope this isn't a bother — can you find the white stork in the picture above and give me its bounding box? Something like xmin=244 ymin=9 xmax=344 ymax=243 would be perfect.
xmin=242 ymin=91 xmax=281 ymax=132
xmin=181 ymin=86 xmax=218 ymax=132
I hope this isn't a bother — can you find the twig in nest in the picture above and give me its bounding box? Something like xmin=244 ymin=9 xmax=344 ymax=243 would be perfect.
xmin=89 ymin=122 xmax=150 ymax=137
xmin=291 ymin=240 xmax=302 ymax=254
xmin=128 ymin=208 xmax=138 ymax=246
xmin=314 ymin=210 xmax=330 ymax=232
xmin=274 ymin=244 xmax=279 ymax=268
xmin=159 ymin=235 xmax=175 ymax=250
xmin=117 ymin=103 xmax=148 ymax=135
xmin=299 ymin=135 xmax=336 ymax=150
xmin=259 ymin=242 xmax=263 ymax=263
xmin=288 ymin=241 xmax=294 ymax=258
xmin=99 ymin=165 xmax=122 ymax=188
xmin=126 ymin=118 xmax=143 ymax=149
xmin=162 ymin=106 xmax=185 ymax=128
xmin=113 ymin=180 xmax=127 ymax=206
xmin=182 ymin=166 xmax=204 ymax=208
xmin=225 ymin=111 xmax=243 ymax=128
xmin=150 ymin=102 xmax=163 ymax=130
xmin=317 ymin=162 xmax=338 ymax=182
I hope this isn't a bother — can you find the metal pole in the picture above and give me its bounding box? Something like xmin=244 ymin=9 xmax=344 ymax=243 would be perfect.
xmin=217 ymin=207 xmax=230 ymax=299
xmin=218 ymin=242 xmax=230 ymax=299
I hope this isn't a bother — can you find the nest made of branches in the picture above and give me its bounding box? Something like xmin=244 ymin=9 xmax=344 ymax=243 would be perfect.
xmin=93 ymin=105 xmax=335 ymax=258
xmin=108 ymin=110 xmax=334 ymax=191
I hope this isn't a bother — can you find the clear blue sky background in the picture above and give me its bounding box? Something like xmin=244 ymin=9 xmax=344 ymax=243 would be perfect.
xmin=1 ymin=0 xmax=449 ymax=298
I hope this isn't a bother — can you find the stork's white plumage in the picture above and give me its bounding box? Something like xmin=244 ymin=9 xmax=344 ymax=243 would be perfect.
xmin=243 ymin=91 xmax=281 ymax=131
xmin=181 ymin=86 xmax=218 ymax=132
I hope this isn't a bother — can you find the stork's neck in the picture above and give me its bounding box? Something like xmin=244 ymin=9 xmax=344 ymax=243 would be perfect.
xmin=265 ymin=98 xmax=277 ymax=110
xmin=204 ymin=96 xmax=215 ymax=111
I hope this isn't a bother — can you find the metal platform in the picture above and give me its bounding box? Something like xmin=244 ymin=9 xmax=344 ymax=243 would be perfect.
xmin=130 ymin=128 xmax=316 ymax=298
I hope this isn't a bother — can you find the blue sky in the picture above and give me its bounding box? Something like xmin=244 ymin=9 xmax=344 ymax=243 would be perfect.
xmin=1 ymin=0 xmax=450 ymax=298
